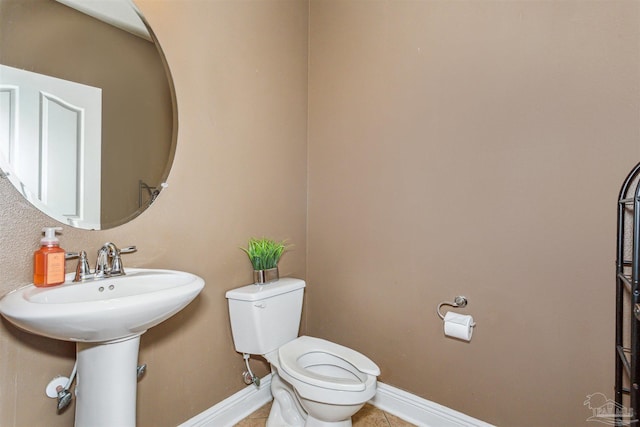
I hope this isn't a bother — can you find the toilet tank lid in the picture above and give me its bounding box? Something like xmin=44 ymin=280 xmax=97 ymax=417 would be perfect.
xmin=225 ymin=278 xmax=305 ymax=301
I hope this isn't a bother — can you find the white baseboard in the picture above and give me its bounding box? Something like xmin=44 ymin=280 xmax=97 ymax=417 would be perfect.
xmin=179 ymin=374 xmax=493 ymax=427
xmin=370 ymin=382 xmax=494 ymax=427
xmin=177 ymin=374 xmax=273 ymax=427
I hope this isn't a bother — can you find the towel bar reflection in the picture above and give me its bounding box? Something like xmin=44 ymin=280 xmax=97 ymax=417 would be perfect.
xmin=437 ymin=296 xmax=469 ymax=320
xmin=139 ymin=180 xmax=168 ymax=208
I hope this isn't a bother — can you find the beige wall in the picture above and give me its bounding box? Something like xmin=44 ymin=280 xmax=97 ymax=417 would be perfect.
xmin=307 ymin=1 xmax=639 ymax=426
xmin=0 ymin=1 xmax=308 ymax=426
xmin=1 ymin=1 xmax=640 ymax=427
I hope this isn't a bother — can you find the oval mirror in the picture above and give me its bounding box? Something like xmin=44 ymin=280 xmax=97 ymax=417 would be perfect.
xmin=0 ymin=0 xmax=176 ymax=230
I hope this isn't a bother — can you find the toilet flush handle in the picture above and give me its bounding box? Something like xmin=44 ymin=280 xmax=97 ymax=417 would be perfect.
xmin=254 ymin=302 xmax=266 ymax=309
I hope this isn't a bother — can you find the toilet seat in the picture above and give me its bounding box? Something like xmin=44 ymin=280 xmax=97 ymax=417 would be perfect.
xmin=278 ymin=336 xmax=380 ymax=392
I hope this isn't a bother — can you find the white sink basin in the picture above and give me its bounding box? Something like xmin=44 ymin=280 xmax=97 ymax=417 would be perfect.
xmin=0 ymin=268 xmax=205 ymax=342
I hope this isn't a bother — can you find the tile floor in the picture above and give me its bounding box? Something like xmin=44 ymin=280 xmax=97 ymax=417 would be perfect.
xmin=233 ymin=401 xmax=417 ymax=427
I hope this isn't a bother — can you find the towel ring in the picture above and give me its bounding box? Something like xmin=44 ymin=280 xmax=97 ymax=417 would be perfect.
xmin=437 ymin=296 xmax=468 ymax=320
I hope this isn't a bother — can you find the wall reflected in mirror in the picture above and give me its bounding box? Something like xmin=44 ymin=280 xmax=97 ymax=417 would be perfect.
xmin=0 ymin=0 xmax=176 ymax=230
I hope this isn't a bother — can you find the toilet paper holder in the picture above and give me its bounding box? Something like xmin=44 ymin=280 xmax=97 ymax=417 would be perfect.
xmin=437 ymin=296 xmax=469 ymax=320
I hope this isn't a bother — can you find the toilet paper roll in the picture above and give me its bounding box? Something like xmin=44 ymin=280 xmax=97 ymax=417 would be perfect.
xmin=443 ymin=311 xmax=474 ymax=341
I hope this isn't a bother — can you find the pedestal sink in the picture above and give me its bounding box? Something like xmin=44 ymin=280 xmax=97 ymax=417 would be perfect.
xmin=0 ymin=268 xmax=205 ymax=427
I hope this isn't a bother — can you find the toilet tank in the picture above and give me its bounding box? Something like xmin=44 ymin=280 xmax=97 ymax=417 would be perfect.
xmin=225 ymin=278 xmax=305 ymax=355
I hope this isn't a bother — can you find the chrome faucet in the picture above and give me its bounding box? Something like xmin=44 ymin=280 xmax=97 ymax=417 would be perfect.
xmin=70 ymin=243 xmax=136 ymax=282
xmin=95 ymin=242 xmax=136 ymax=278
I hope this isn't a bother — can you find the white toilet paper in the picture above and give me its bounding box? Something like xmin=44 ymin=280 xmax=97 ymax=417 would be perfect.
xmin=443 ymin=311 xmax=474 ymax=341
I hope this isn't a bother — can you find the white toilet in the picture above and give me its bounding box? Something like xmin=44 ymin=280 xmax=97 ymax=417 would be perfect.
xmin=226 ymin=278 xmax=380 ymax=427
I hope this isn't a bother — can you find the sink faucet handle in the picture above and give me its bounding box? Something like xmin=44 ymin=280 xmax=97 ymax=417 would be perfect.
xmin=73 ymin=251 xmax=92 ymax=282
xmin=67 ymin=251 xmax=92 ymax=282
xmin=110 ymin=245 xmax=136 ymax=276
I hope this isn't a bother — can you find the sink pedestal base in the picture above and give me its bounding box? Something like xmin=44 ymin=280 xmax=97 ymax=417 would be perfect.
xmin=75 ymin=335 xmax=141 ymax=427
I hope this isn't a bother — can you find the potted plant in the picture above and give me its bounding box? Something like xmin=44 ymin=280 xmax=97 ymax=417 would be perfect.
xmin=241 ymin=237 xmax=289 ymax=284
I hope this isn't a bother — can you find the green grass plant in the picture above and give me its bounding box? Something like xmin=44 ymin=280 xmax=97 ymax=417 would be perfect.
xmin=241 ymin=237 xmax=289 ymax=270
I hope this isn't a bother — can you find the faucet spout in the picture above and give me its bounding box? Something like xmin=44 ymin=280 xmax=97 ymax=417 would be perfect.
xmin=94 ymin=244 xmax=112 ymax=278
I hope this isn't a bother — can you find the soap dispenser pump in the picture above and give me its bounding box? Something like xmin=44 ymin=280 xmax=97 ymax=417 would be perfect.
xmin=33 ymin=227 xmax=66 ymax=287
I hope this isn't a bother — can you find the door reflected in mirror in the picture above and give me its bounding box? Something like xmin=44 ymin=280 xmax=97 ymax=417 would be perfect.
xmin=1 ymin=64 xmax=103 ymax=229
xmin=0 ymin=0 xmax=177 ymax=230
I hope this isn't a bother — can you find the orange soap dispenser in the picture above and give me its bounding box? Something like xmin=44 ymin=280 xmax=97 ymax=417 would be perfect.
xmin=34 ymin=227 xmax=66 ymax=287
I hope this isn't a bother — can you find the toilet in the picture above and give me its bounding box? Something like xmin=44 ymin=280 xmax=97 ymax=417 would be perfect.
xmin=226 ymin=278 xmax=380 ymax=427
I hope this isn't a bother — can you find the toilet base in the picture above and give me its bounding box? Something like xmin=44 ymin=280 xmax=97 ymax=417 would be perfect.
xmin=267 ymin=371 xmax=306 ymax=427
xmin=304 ymin=417 xmax=352 ymax=427
xmin=298 ymin=396 xmax=363 ymax=427
xmin=267 ymin=369 xmax=363 ymax=427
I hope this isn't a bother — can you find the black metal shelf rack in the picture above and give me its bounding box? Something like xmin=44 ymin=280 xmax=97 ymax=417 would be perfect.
xmin=616 ymin=162 xmax=640 ymax=426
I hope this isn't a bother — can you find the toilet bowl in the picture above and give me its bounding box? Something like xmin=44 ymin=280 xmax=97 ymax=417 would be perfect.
xmin=278 ymin=336 xmax=379 ymax=405
xmin=226 ymin=278 xmax=380 ymax=427
xmin=275 ymin=336 xmax=379 ymax=426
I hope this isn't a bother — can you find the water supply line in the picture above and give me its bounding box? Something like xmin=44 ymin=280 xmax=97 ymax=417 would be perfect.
xmin=243 ymin=353 xmax=260 ymax=388
xmin=56 ymin=362 xmax=77 ymax=413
